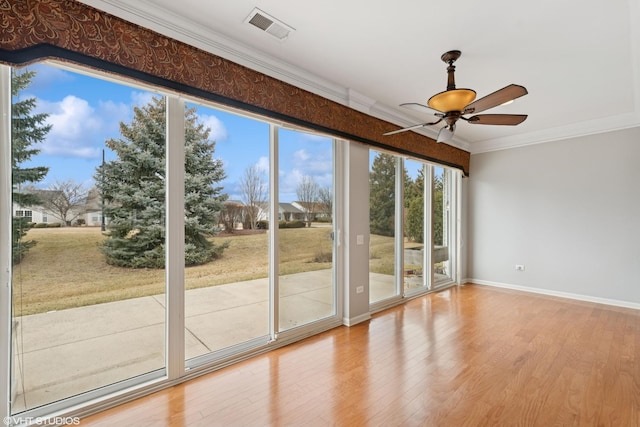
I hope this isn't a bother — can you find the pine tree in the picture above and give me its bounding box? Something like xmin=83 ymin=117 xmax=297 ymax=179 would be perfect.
xmin=433 ymin=173 xmax=444 ymax=246
xmin=369 ymin=153 xmax=397 ymax=237
xmin=95 ymin=97 xmax=228 ymax=268
xmin=405 ymin=170 xmax=445 ymax=244
xmin=405 ymin=167 xmax=425 ymax=243
xmin=11 ymin=69 xmax=51 ymax=263
xmin=406 ymin=196 xmax=424 ymax=243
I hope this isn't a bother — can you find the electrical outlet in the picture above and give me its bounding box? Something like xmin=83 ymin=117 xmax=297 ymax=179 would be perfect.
xmin=515 ymin=264 xmax=525 ymax=271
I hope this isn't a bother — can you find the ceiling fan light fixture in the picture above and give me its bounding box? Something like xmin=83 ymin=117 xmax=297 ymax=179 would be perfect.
xmin=427 ymin=88 xmax=476 ymax=113
xmin=436 ymin=125 xmax=455 ymax=143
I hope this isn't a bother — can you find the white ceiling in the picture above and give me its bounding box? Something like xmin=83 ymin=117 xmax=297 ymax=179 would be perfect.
xmin=81 ymin=0 xmax=640 ymax=153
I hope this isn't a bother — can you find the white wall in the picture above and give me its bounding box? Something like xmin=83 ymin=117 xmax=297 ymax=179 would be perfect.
xmin=341 ymin=141 xmax=372 ymax=325
xmin=468 ymin=127 xmax=640 ymax=305
xmin=460 ymin=176 xmax=469 ymax=281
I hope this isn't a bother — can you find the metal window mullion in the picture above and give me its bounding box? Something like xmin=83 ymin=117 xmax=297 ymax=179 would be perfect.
xmin=0 ymin=64 xmax=12 ymax=420
xmin=165 ymin=96 xmax=185 ymax=380
xmin=269 ymin=124 xmax=279 ymax=339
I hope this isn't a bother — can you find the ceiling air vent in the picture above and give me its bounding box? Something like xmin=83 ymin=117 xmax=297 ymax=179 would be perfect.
xmin=245 ymin=8 xmax=295 ymax=41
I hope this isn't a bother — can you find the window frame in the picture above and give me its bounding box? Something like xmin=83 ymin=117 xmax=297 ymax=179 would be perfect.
xmin=1 ymin=61 xmax=345 ymax=420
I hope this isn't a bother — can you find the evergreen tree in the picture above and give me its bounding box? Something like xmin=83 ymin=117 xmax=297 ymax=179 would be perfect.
xmin=11 ymin=69 xmax=51 ymax=263
xmin=95 ymin=97 xmax=228 ymax=268
xmin=433 ymin=173 xmax=444 ymax=246
xmin=405 ymin=167 xmax=424 ymax=242
xmin=405 ymin=196 xmax=424 ymax=243
xmin=405 ymin=170 xmax=445 ymax=244
xmin=403 ymin=164 xmax=422 ymax=208
xmin=369 ymin=153 xmax=396 ymax=237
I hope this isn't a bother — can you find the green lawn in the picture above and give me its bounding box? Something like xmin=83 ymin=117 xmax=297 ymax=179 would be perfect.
xmin=12 ymin=226 xmax=392 ymax=315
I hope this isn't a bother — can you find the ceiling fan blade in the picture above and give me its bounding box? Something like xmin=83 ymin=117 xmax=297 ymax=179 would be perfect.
xmin=383 ymin=119 xmax=442 ymax=136
xmin=467 ymin=114 xmax=528 ymax=125
xmin=463 ymin=84 xmax=528 ymax=114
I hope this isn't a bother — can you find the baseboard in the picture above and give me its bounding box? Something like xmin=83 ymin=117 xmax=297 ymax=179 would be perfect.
xmin=342 ymin=312 xmax=371 ymax=327
xmin=468 ymin=279 xmax=640 ymax=311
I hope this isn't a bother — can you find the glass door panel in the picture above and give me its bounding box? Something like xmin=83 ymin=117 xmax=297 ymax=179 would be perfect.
xmin=277 ymin=129 xmax=335 ymax=331
xmin=403 ymin=159 xmax=429 ymax=293
xmin=368 ymin=151 xmax=398 ymax=303
xmin=184 ymin=104 xmax=270 ymax=361
xmin=433 ymin=166 xmax=452 ymax=286
xmin=11 ymin=64 xmax=166 ymax=413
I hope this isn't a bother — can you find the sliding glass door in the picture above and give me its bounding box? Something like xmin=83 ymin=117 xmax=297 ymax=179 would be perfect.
xmin=369 ymin=151 xmax=399 ymax=304
xmin=183 ymin=103 xmax=271 ymax=362
xmin=4 ymin=62 xmax=341 ymax=418
xmin=369 ymin=151 xmax=460 ymax=304
xmin=433 ymin=166 xmax=458 ymax=287
xmin=10 ymin=64 xmax=167 ymax=412
xmin=403 ymin=159 xmax=430 ymax=293
xmin=277 ymin=129 xmax=336 ymax=331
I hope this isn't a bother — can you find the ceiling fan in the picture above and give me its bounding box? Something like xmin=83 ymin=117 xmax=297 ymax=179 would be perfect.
xmin=384 ymin=50 xmax=528 ymax=143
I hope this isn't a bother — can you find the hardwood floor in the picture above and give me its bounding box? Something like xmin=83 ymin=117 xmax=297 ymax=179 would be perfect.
xmin=81 ymin=284 xmax=640 ymax=426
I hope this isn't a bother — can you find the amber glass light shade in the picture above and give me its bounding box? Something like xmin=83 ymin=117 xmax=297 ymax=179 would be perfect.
xmin=427 ymin=89 xmax=476 ymax=112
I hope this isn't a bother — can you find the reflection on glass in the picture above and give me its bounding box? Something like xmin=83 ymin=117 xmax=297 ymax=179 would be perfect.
xmin=277 ymin=129 xmax=334 ymax=331
xmin=184 ymin=104 xmax=270 ymax=360
xmin=11 ymin=64 xmax=165 ymax=412
xmin=369 ymin=151 xmax=397 ymax=303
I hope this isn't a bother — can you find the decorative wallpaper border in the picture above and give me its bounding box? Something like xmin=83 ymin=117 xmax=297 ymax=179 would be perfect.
xmin=0 ymin=0 xmax=470 ymax=174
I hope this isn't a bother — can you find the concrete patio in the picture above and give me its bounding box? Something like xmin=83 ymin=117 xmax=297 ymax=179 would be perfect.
xmin=11 ymin=270 xmax=398 ymax=413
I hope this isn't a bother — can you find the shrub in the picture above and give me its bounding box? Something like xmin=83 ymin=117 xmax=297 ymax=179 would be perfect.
xmin=255 ymin=220 xmax=306 ymax=229
xmin=47 ymin=222 xmax=61 ymax=228
xmin=311 ymin=249 xmax=333 ymax=263
xmin=34 ymin=223 xmax=48 ymax=228
xmin=279 ymin=220 xmax=305 ymax=229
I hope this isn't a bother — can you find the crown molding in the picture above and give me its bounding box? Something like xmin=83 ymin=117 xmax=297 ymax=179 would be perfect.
xmin=469 ymin=111 xmax=640 ymax=154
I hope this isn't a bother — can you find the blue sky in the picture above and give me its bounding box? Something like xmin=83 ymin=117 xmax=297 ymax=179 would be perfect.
xmin=19 ymin=62 xmax=334 ymax=202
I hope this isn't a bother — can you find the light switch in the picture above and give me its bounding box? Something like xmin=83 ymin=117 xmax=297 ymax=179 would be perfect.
xmin=356 ymin=235 xmax=364 ymax=245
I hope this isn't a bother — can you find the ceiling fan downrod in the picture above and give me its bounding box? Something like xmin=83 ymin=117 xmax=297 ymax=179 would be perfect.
xmin=441 ymin=50 xmax=462 ymax=91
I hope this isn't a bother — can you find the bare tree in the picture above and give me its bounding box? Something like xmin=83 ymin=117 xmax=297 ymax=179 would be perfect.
xmin=318 ymin=185 xmax=333 ymax=219
xmin=38 ymin=179 xmax=89 ymax=226
xmin=239 ymin=164 xmax=267 ymax=230
xmin=219 ymin=201 xmax=244 ymax=233
xmin=296 ymin=175 xmax=319 ymax=227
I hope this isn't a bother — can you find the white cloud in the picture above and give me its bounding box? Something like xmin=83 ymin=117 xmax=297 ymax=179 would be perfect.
xmin=36 ymin=95 xmax=131 ymax=159
xmin=278 ymin=168 xmax=304 ymax=200
xmin=255 ymin=156 xmax=269 ymax=173
xmin=290 ymin=147 xmax=332 ymax=174
xmin=198 ymin=114 xmax=228 ymax=142
xmin=130 ymin=91 xmax=156 ymax=107
xmin=293 ymin=149 xmax=310 ymax=162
